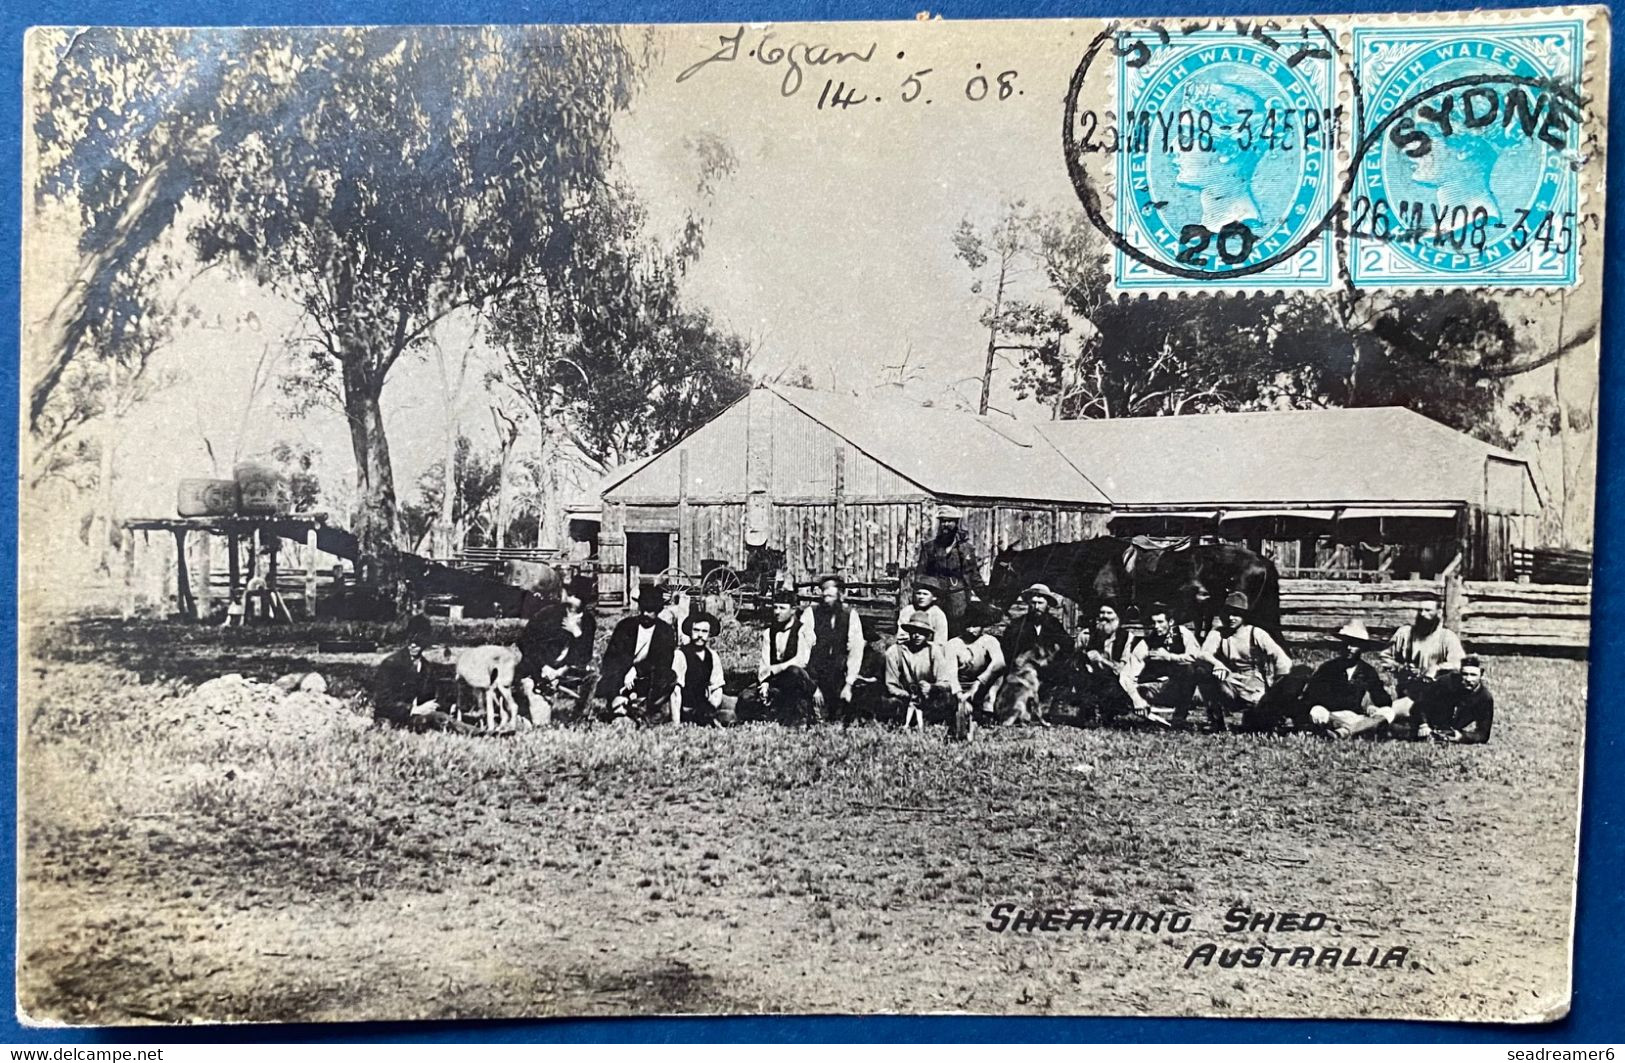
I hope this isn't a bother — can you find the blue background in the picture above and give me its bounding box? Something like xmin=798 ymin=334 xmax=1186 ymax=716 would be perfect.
xmin=1 ymin=0 xmax=1620 ymax=1044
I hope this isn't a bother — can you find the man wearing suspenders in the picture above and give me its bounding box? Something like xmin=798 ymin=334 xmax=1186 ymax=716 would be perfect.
xmin=1195 ymin=591 xmax=1293 ymax=732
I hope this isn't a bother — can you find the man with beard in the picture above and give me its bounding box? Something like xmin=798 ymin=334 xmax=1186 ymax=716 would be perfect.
xmin=999 ymin=584 xmax=1075 ymax=722
xmin=1075 ymin=602 xmax=1137 ymax=723
xmin=515 ymin=595 xmax=598 ymax=725
xmin=601 ymin=583 xmax=680 ymax=724
xmin=1121 ymin=603 xmax=1201 ymax=727
xmin=804 ymin=574 xmax=866 ymax=723
xmin=1194 ymin=591 xmax=1293 ymax=732
xmin=1381 ymin=602 xmax=1466 ymax=738
xmin=912 ymin=506 xmax=986 ymax=633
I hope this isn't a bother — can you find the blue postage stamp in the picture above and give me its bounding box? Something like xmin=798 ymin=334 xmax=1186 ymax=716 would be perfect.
xmin=1349 ymin=19 xmax=1586 ymax=287
xmin=1112 ymin=26 xmax=1340 ymax=291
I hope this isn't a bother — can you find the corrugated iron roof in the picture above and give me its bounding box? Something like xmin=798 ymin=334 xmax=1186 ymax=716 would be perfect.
xmin=1034 ymin=405 xmax=1537 ymax=507
xmin=604 ymin=385 xmax=1538 ymax=512
xmin=768 ymin=386 xmax=1113 ymax=505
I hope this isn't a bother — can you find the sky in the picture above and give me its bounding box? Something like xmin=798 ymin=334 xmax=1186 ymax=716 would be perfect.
xmin=18 ymin=19 xmax=1602 ymax=541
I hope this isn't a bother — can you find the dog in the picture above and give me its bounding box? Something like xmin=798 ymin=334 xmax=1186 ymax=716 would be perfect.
xmin=995 ymin=645 xmax=1056 ymax=727
xmin=455 ymin=644 xmax=523 ymax=732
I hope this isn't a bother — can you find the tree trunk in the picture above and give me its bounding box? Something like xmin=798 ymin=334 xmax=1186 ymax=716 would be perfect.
xmin=438 ymin=423 xmax=457 ymax=558
xmin=979 ymin=260 xmax=1009 ymax=417
xmin=342 ymin=364 xmax=400 ymax=565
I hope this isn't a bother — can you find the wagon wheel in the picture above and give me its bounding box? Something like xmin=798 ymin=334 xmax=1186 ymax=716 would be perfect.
xmin=700 ymin=568 xmax=743 ymax=621
xmin=655 ymin=566 xmax=694 ymax=595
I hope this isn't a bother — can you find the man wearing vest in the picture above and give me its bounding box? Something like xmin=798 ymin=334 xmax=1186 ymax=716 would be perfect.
xmin=1120 ymin=603 xmax=1200 ymax=727
xmin=1194 ymin=590 xmax=1293 ymax=732
xmin=673 ymin=611 xmax=735 ymax=726
xmin=804 ymin=574 xmax=866 ymax=724
xmin=752 ymin=587 xmax=819 ymax=723
xmin=1075 ymin=602 xmax=1137 ymax=723
xmin=601 ymin=583 xmax=680 ymax=724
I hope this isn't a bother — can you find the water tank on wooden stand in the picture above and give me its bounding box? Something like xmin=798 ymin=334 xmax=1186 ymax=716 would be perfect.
xmin=234 ymin=459 xmax=288 ymax=514
xmin=177 ymin=479 xmax=240 ymax=517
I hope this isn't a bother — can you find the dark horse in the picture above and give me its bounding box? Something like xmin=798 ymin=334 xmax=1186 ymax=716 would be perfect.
xmin=1124 ymin=538 xmax=1281 ymax=636
xmin=987 ymin=538 xmax=1134 ymax=612
xmin=989 ymin=536 xmax=1280 ymax=636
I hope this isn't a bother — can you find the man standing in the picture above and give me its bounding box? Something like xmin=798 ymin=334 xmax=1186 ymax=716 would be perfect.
xmin=1195 ymin=591 xmax=1292 ymax=732
xmin=600 ymin=583 xmax=680 ymax=724
xmin=947 ymin=601 xmax=1006 ymax=720
xmin=1385 ymin=602 xmax=1466 ymax=736
xmin=1120 ymin=603 xmax=1201 ymax=726
xmin=372 ymin=615 xmax=473 ymax=733
xmin=1075 ymin=602 xmax=1137 ymax=722
xmin=1294 ymin=620 xmax=1394 ymax=738
xmin=913 ymin=506 xmax=986 ymax=632
xmin=1421 ymin=655 xmax=1495 ymax=743
xmin=884 ymin=612 xmax=962 ymax=731
xmin=897 ymin=578 xmax=950 ymax=645
xmin=516 ymin=596 xmax=598 ymax=725
xmin=674 ymin=611 xmax=734 ymax=726
xmin=752 ymin=588 xmax=819 ymax=723
xmin=804 ymin=574 xmax=866 ymax=723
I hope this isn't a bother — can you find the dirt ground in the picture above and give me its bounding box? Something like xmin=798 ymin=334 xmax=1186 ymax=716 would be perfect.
xmin=16 ymin=617 xmax=1585 ymax=1026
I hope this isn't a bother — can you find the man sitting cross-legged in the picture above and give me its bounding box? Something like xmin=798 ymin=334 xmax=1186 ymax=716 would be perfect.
xmin=1380 ymin=602 xmax=1467 ymax=739
xmin=372 ymin=615 xmax=475 ymax=734
xmin=1291 ymin=620 xmax=1395 ymax=739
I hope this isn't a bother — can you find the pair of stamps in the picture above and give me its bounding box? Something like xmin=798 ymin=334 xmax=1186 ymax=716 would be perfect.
xmin=1065 ymin=13 xmax=1598 ymax=291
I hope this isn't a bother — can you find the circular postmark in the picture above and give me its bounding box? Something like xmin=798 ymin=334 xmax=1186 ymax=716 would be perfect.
xmin=1063 ymin=19 xmax=1348 ymax=286
xmin=1063 ymin=16 xmax=1592 ymax=289
xmin=1347 ymin=22 xmax=1587 ymax=286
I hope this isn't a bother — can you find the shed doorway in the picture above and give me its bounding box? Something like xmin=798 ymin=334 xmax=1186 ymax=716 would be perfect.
xmin=627 ymin=531 xmax=671 ymax=577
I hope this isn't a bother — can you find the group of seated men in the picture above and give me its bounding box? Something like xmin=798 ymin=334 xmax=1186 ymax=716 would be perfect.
xmin=1053 ymin=585 xmax=1494 ymax=742
xmin=372 ymin=570 xmax=1492 ymax=743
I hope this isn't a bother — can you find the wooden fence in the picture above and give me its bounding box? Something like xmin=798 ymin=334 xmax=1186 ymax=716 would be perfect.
xmin=1279 ymin=573 xmax=1590 ymax=655
xmin=1459 ymin=581 xmax=1591 ymax=653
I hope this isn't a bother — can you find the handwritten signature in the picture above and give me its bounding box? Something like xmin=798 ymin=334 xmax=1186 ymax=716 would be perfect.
xmin=676 ymin=26 xmax=879 ymax=97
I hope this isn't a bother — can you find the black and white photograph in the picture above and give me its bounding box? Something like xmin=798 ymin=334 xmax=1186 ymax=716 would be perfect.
xmin=15 ymin=11 xmax=1610 ymax=1025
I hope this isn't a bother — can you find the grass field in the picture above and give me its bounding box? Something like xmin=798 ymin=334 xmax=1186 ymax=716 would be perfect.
xmin=17 ymin=616 xmax=1586 ymax=1024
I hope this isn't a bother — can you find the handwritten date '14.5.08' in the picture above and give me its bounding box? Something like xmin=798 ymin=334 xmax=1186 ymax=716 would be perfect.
xmin=675 ymin=25 xmax=1022 ymax=110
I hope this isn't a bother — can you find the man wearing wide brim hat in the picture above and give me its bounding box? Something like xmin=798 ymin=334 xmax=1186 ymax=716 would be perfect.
xmin=1289 ymin=618 xmax=1396 ymax=739
xmin=884 ymin=608 xmax=962 ymax=732
xmin=912 ymin=504 xmax=987 ymax=634
xmin=1194 ymin=590 xmax=1293 ymax=733
xmin=995 ymin=584 xmax=1074 ymax=724
xmin=600 ymin=582 xmax=680 ymax=724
